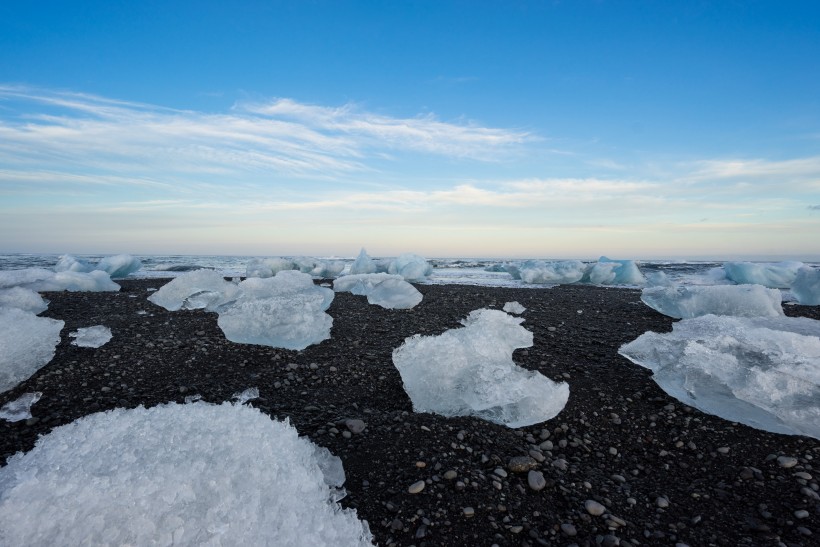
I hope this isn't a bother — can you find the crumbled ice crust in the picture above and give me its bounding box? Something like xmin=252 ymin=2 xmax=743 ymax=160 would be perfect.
xmin=0 ymin=402 xmax=373 ymax=546
xmin=334 ymin=274 xmax=422 ymax=309
xmin=640 ymin=284 xmax=784 ymax=319
xmin=69 ymin=325 xmax=113 ymax=348
xmin=0 ymin=307 xmax=64 ymax=393
xmin=0 ymin=287 xmax=48 ymax=314
xmin=0 ymin=392 xmax=42 ymax=422
xmin=392 ymin=308 xmax=569 ymax=427
xmin=502 ymin=301 xmax=526 ymax=314
xmin=619 ymin=314 xmax=820 ymax=439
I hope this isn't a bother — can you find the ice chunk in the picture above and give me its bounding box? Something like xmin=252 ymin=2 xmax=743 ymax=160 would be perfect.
xmin=0 ymin=402 xmax=373 ymax=546
xmin=26 ymin=270 xmax=120 ymax=292
xmin=0 ymin=287 xmax=48 ymax=314
xmin=95 ymin=254 xmax=142 ymax=278
xmin=0 ymin=307 xmax=64 ymax=393
xmin=312 ymin=445 xmax=346 ymax=491
xmin=54 ymin=254 xmax=94 ymax=272
xmin=388 ymin=253 xmax=433 ymax=281
xmin=0 ymin=268 xmax=57 ymax=289
xmin=503 ymin=301 xmax=526 ymax=314
xmin=392 ymin=309 xmax=569 ymax=427
xmin=334 ymin=273 xmax=422 ymax=309
xmin=148 ymin=270 xmax=241 ymax=312
xmin=641 ymin=284 xmax=784 ymax=318
xmin=232 ymin=387 xmax=260 ymax=404
xmin=69 ymin=325 xmax=113 ymax=348
xmin=619 ymin=315 xmax=820 ymax=439
xmin=0 ymin=392 xmax=42 ymax=422
xmin=791 ymin=266 xmax=820 ymax=305
xmin=583 ymin=257 xmax=646 ymax=286
xmin=349 ymin=248 xmax=377 ymax=275
xmin=517 ymin=260 xmax=586 ymax=284
xmin=311 ymin=260 xmax=346 ymax=278
xmin=723 ymin=261 xmax=804 ymax=288
xmin=245 ymin=257 xmax=297 ymax=278
xmin=218 ymin=271 xmax=334 ymax=350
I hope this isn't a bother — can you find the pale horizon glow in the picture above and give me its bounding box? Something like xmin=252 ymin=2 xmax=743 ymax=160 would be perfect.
xmin=1 ymin=2 xmax=818 ymax=261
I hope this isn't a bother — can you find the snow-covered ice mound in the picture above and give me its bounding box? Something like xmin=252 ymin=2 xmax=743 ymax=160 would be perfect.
xmin=349 ymin=248 xmax=377 ymax=275
xmin=0 ymin=402 xmax=373 ymax=546
xmin=723 ymin=261 xmax=804 ymax=288
xmin=641 ymin=284 xmax=784 ymax=318
xmin=148 ymin=270 xmax=241 ymax=312
xmin=388 ymin=253 xmax=433 ymax=281
xmin=0 ymin=307 xmax=63 ymax=393
xmin=69 ymin=325 xmax=113 ymax=348
xmin=0 ymin=287 xmax=48 ymax=314
xmin=334 ymin=273 xmax=422 ymax=309
xmin=791 ymin=266 xmax=820 ymax=305
xmin=218 ymin=271 xmax=334 ymax=350
xmin=619 ymin=315 xmax=820 ymax=439
xmin=392 ymin=309 xmax=569 ymax=427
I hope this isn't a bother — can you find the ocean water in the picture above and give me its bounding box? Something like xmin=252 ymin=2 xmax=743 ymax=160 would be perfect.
xmin=3 ymin=253 xmax=815 ymax=290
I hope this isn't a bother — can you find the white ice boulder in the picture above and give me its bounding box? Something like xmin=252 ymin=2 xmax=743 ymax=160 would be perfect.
xmin=349 ymin=248 xmax=377 ymax=275
xmin=0 ymin=307 xmax=64 ymax=393
xmin=723 ymin=261 xmax=804 ymax=288
xmin=26 ymin=270 xmax=120 ymax=292
xmin=245 ymin=257 xmax=297 ymax=278
xmin=619 ymin=315 xmax=820 ymax=439
xmin=69 ymin=325 xmax=113 ymax=348
xmin=392 ymin=309 xmax=569 ymax=427
xmin=0 ymin=287 xmax=48 ymax=314
xmin=218 ymin=271 xmax=334 ymax=350
xmin=0 ymin=402 xmax=373 ymax=546
xmin=641 ymin=284 xmax=784 ymax=318
xmin=0 ymin=392 xmax=42 ymax=422
xmin=148 ymin=270 xmax=241 ymax=312
xmin=518 ymin=260 xmax=586 ymax=285
xmin=95 ymin=254 xmax=142 ymax=278
xmin=334 ymin=273 xmax=422 ymax=309
xmin=388 ymin=253 xmax=433 ymax=281
xmin=791 ymin=266 xmax=820 ymax=305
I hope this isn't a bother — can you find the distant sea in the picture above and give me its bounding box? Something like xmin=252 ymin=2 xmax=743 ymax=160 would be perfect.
xmin=3 ymin=253 xmax=817 ymax=290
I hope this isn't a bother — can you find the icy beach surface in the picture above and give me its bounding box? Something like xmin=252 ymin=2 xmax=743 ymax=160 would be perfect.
xmin=0 ymin=402 xmax=373 ymax=546
xmin=392 ymin=309 xmax=569 ymax=427
xmin=0 ymin=307 xmax=63 ymax=393
xmin=619 ymin=315 xmax=820 ymax=439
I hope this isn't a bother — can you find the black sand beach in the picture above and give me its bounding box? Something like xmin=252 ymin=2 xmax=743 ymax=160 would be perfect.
xmin=2 ymin=280 xmax=819 ymax=546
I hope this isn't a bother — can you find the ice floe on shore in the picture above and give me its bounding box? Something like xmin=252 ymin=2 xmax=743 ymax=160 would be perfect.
xmin=641 ymin=284 xmax=784 ymax=318
xmin=334 ymin=273 xmax=422 ymax=309
xmin=393 ymin=308 xmax=568 ymax=427
xmin=0 ymin=401 xmax=373 ymax=546
xmin=0 ymin=307 xmax=63 ymax=393
xmin=619 ymin=314 xmax=820 ymax=439
xmin=69 ymin=325 xmax=113 ymax=348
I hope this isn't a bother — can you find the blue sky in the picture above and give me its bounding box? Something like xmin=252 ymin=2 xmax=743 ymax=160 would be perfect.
xmin=1 ymin=1 xmax=819 ymax=259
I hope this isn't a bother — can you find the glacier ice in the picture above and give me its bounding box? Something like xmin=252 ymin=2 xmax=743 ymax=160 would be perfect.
xmin=217 ymin=271 xmax=334 ymax=350
xmin=0 ymin=268 xmax=58 ymax=289
xmin=791 ymin=266 xmax=820 ymax=305
xmin=0 ymin=287 xmax=49 ymax=314
xmin=641 ymin=284 xmax=784 ymax=318
xmin=723 ymin=261 xmax=804 ymax=288
xmin=392 ymin=309 xmax=569 ymax=427
xmin=388 ymin=253 xmax=433 ymax=281
xmin=503 ymin=301 xmax=526 ymax=314
xmin=95 ymin=254 xmax=143 ymax=278
xmin=0 ymin=307 xmax=64 ymax=393
xmin=619 ymin=315 xmax=820 ymax=439
xmin=0 ymin=402 xmax=373 ymax=546
xmin=54 ymin=254 xmax=94 ymax=272
xmin=349 ymin=248 xmax=377 ymax=275
xmin=518 ymin=260 xmax=587 ymax=284
xmin=148 ymin=270 xmax=241 ymax=312
xmin=0 ymin=392 xmax=42 ymax=422
xmin=584 ymin=257 xmax=646 ymax=286
xmin=334 ymin=273 xmax=422 ymax=309
xmin=69 ymin=325 xmax=113 ymax=348
xmin=25 ymin=270 xmax=120 ymax=292
xmin=245 ymin=257 xmax=297 ymax=278
xmin=513 ymin=257 xmax=645 ymax=286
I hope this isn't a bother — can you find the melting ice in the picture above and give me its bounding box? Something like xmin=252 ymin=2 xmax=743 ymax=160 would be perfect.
xmin=0 ymin=307 xmax=63 ymax=393
xmin=69 ymin=325 xmax=113 ymax=348
xmin=334 ymin=273 xmax=422 ymax=309
xmin=641 ymin=284 xmax=784 ymax=318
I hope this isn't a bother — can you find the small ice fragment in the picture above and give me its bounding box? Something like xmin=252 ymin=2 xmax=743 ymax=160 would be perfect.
xmin=69 ymin=325 xmax=113 ymax=348
xmin=0 ymin=392 xmax=42 ymax=422
xmin=184 ymin=394 xmax=203 ymax=404
xmin=503 ymin=301 xmax=526 ymax=314
xmin=232 ymin=387 xmax=260 ymax=404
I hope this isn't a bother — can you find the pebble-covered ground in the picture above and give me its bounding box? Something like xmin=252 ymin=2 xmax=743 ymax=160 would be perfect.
xmin=2 ymin=279 xmax=819 ymax=547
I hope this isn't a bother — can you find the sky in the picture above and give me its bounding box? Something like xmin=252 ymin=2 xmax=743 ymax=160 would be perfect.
xmin=1 ymin=1 xmax=819 ymax=260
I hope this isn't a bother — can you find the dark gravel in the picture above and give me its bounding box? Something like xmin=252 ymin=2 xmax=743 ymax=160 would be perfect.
xmin=2 ymin=279 xmax=819 ymax=547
